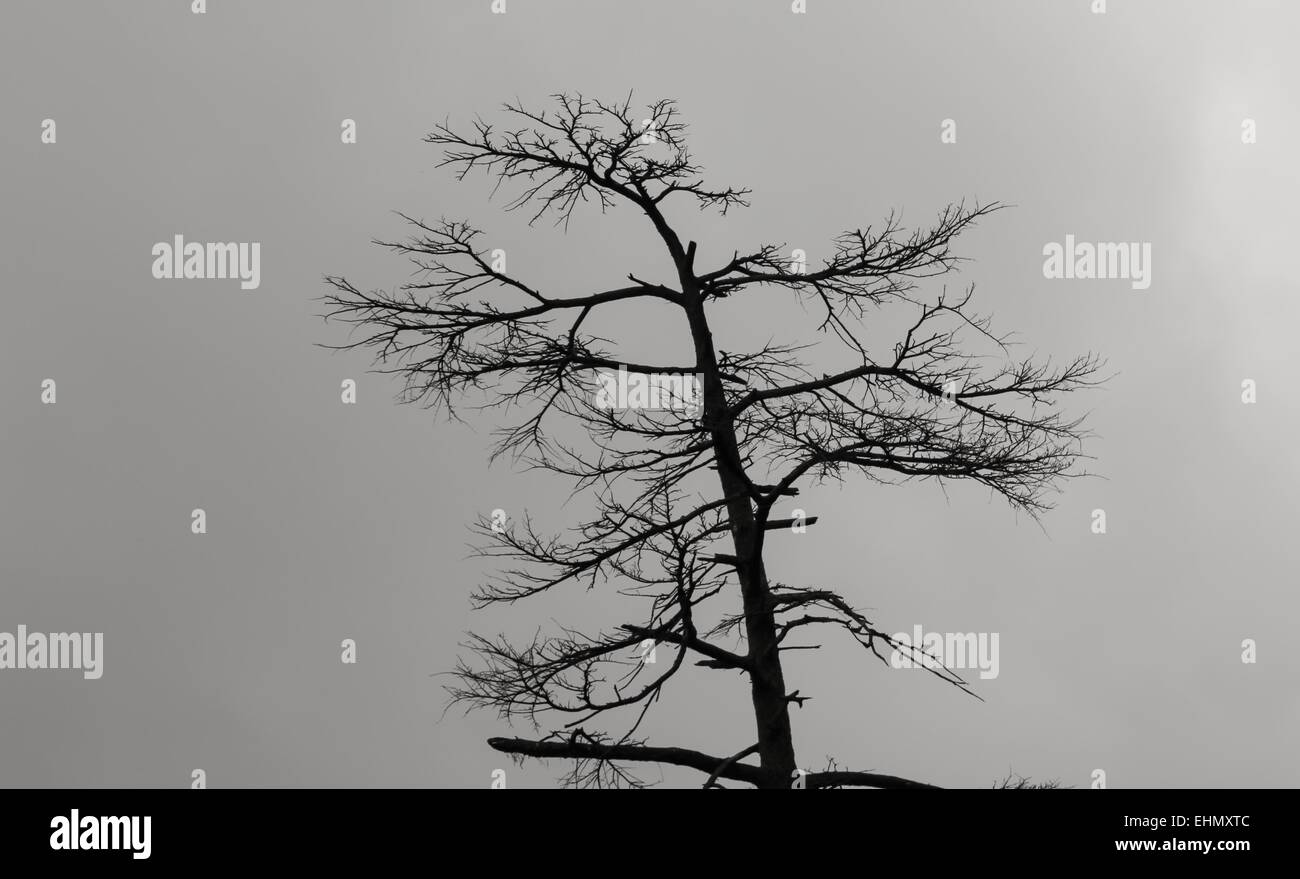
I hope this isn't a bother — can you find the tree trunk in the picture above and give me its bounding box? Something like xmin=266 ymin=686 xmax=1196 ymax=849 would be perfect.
xmin=682 ymin=286 xmax=797 ymax=790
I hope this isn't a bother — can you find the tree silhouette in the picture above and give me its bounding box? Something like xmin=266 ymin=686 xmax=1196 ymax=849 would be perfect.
xmin=324 ymin=93 xmax=1102 ymax=789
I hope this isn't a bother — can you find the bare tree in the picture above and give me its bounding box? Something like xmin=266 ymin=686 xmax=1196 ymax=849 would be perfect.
xmin=324 ymin=93 xmax=1102 ymax=789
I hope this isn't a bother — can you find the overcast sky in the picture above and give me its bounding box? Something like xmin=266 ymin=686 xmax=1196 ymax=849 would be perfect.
xmin=2 ymin=0 xmax=1297 ymax=788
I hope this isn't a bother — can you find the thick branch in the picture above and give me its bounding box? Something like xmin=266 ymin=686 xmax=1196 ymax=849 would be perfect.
xmin=807 ymin=770 xmax=941 ymax=790
xmin=487 ymin=736 xmax=764 ymax=786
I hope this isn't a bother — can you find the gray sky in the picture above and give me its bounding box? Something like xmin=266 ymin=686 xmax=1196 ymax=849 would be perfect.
xmin=2 ymin=0 xmax=1297 ymax=788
